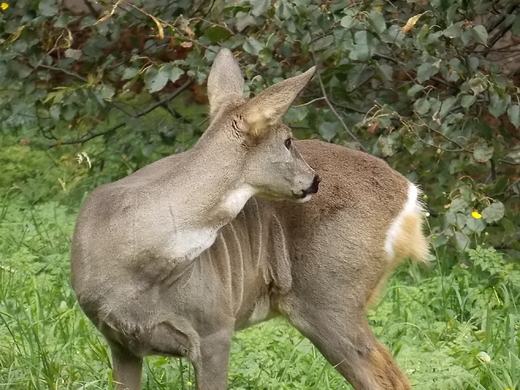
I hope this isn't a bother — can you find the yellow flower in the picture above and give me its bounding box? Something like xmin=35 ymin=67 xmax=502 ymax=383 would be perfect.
xmin=187 ymin=382 xmax=193 ymax=387
xmin=1 ymin=3 xmax=8 ymax=10
xmin=471 ymin=211 xmax=482 ymax=219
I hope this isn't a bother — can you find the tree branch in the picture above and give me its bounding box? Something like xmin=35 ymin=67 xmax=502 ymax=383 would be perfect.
xmin=311 ymin=51 xmax=368 ymax=153
xmin=49 ymin=80 xmax=192 ymax=148
xmin=123 ymin=1 xmax=217 ymax=53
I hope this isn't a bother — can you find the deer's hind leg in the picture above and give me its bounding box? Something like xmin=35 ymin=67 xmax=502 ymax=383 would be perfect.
xmin=279 ymin=231 xmax=411 ymax=390
xmin=282 ymin=295 xmax=410 ymax=390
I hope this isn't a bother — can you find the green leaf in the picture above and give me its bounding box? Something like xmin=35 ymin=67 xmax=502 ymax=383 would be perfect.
xmin=466 ymin=215 xmax=485 ymax=233
xmin=122 ymin=67 xmax=140 ymax=80
xmin=513 ymin=15 xmax=520 ymax=36
xmin=285 ymin=107 xmax=308 ymax=123
xmin=440 ymin=96 xmax=456 ymax=119
xmin=432 ymin=234 xmax=448 ymax=248
xmin=468 ymin=76 xmax=487 ymax=94
xmin=368 ymin=11 xmax=386 ymax=35
xmin=456 ymin=213 xmax=467 ymax=229
xmin=39 ymin=0 xmax=59 ymax=17
xmin=407 ymin=84 xmax=424 ymax=98
xmin=481 ymin=202 xmax=505 ymax=223
xmin=378 ymin=64 xmax=393 ymax=81
xmin=454 ymin=231 xmax=470 ymax=251
xmin=62 ymin=104 xmax=77 ymax=121
xmin=379 ymin=135 xmax=396 ymax=157
xmin=350 ymin=31 xmax=372 ymax=61
xmin=319 ymin=122 xmax=338 ymax=141
xmin=507 ymin=104 xmax=520 ymax=128
xmin=450 ymin=198 xmax=468 ymax=213
xmin=243 ymin=37 xmax=263 ymax=56
xmin=468 ymin=57 xmax=480 ymax=72
xmin=416 ymin=63 xmax=438 ymax=83
xmin=460 ymin=94 xmax=477 ymax=108
xmin=99 ymin=85 xmax=115 ymax=100
xmin=470 ymin=25 xmax=488 ymax=45
xmin=473 ymin=145 xmax=494 ymax=163
xmin=340 ymin=15 xmax=358 ymax=29
xmin=251 ymin=0 xmax=269 ymax=17
xmin=204 ymin=25 xmax=232 ymax=42
xmin=443 ymin=22 xmax=464 ymax=39
xmin=50 ymin=105 xmax=60 ymax=121
xmin=414 ymin=97 xmax=431 ymax=115
xmin=313 ymin=35 xmax=334 ymax=51
xmin=489 ymin=93 xmax=511 ymax=118
xmin=161 ymin=64 xmax=184 ymax=83
xmin=144 ymin=67 xmax=168 ymax=93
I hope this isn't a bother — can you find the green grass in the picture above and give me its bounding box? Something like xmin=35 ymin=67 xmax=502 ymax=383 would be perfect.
xmin=0 ymin=144 xmax=519 ymax=390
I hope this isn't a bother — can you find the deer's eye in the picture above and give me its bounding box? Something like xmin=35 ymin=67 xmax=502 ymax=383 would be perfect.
xmin=284 ymin=138 xmax=292 ymax=149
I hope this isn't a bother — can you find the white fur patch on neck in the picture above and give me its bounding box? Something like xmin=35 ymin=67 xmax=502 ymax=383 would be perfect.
xmin=171 ymin=228 xmax=219 ymax=262
xmin=384 ymin=183 xmax=419 ymax=259
xmin=169 ymin=184 xmax=256 ymax=263
xmin=222 ymin=184 xmax=256 ymax=216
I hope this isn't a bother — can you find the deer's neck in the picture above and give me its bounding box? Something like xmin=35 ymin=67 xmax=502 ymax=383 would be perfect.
xmin=167 ymin=133 xmax=254 ymax=261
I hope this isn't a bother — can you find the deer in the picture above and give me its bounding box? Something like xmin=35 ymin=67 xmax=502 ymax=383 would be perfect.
xmin=71 ymin=48 xmax=428 ymax=390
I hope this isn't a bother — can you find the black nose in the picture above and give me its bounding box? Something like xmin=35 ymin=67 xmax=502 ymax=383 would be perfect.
xmin=305 ymin=175 xmax=320 ymax=195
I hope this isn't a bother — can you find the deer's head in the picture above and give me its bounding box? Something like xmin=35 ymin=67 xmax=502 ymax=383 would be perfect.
xmin=206 ymin=48 xmax=319 ymax=203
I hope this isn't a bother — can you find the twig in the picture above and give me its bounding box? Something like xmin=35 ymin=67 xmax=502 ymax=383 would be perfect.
xmin=37 ymin=64 xmax=88 ymax=82
xmin=414 ymin=113 xmax=471 ymax=152
xmin=329 ymin=99 xmax=369 ymax=115
xmin=111 ymin=102 xmax=134 ymax=117
xmin=498 ymin=158 xmax=520 ymax=166
xmin=374 ymin=53 xmax=453 ymax=88
xmin=294 ymin=97 xmax=326 ymax=108
xmin=484 ymin=5 xmax=518 ymax=49
xmin=49 ymin=80 xmax=192 ymax=147
xmin=310 ymin=51 xmax=368 ymax=153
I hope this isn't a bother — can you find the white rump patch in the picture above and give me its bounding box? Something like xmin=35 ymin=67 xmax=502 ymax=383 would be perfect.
xmin=384 ymin=183 xmax=419 ymax=259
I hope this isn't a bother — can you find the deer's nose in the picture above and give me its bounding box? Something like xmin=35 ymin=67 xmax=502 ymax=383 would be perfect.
xmin=305 ymin=175 xmax=320 ymax=195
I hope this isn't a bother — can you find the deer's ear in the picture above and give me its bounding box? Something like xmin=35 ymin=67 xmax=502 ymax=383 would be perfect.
xmin=242 ymin=67 xmax=316 ymax=138
xmin=208 ymin=49 xmax=244 ymax=118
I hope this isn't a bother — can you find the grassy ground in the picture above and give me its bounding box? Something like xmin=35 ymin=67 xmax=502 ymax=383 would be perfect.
xmin=1 ymin=141 xmax=519 ymax=390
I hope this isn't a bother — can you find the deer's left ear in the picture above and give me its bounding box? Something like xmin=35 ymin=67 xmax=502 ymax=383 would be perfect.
xmin=241 ymin=67 xmax=316 ymax=138
xmin=208 ymin=48 xmax=245 ymax=119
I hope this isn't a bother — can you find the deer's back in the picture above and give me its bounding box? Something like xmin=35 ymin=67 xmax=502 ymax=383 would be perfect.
xmin=271 ymin=140 xmax=426 ymax=309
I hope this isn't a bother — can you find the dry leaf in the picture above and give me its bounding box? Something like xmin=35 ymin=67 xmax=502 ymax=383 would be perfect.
xmin=367 ymin=119 xmax=379 ymax=134
xmin=94 ymin=0 xmax=124 ymax=25
xmin=402 ymin=13 xmax=423 ymax=34
xmin=150 ymin=15 xmax=164 ymax=40
xmin=184 ymin=26 xmax=195 ymax=37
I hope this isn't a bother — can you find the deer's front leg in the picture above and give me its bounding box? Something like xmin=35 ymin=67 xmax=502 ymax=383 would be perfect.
xmin=110 ymin=343 xmax=143 ymax=390
xmin=192 ymin=328 xmax=233 ymax=390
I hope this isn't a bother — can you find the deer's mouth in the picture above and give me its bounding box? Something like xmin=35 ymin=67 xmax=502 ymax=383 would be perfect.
xmin=295 ymin=174 xmax=320 ymax=201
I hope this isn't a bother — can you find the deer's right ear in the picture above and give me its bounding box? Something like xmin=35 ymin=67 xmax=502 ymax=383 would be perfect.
xmin=208 ymin=49 xmax=244 ymax=118
xmin=241 ymin=66 xmax=316 ymax=139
